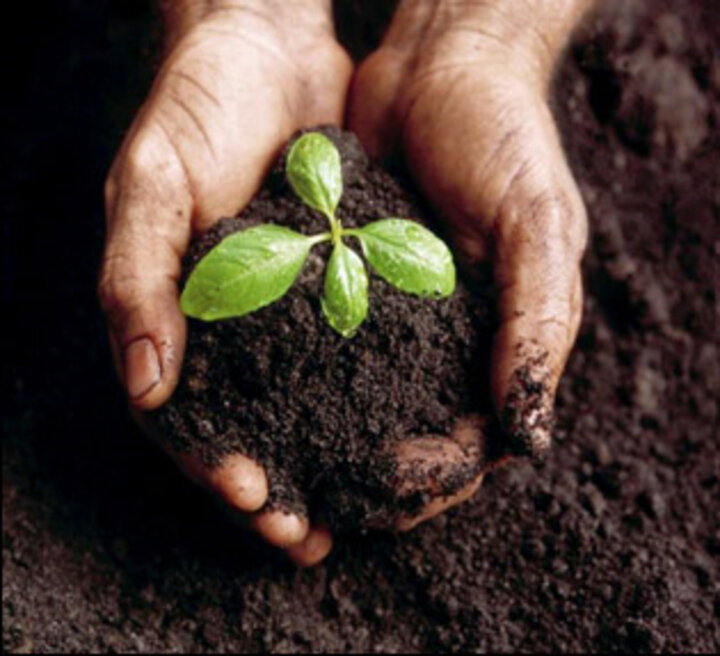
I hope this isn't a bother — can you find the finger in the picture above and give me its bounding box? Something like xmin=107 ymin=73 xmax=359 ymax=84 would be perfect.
xmin=136 ymin=408 xmax=311 ymax=551
xmin=487 ymin=104 xmax=587 ymax=457
xmin=389 ymin=416 xmax=487 ymax=531
xmin=132 ymin=409 xmax=269 ymax=512
xmin=286 ymin=525 xmax=333 ymax=567
xmin=174 ymin=452 xmax=268 ymax=513
xmin=492 ymin=187 xmax=586 ymax=456
xmin=396 ymin=475 xmax=483 ymax=532
xmin=251 ymin=509 xmax=310 ymax=549
xmin=99 ymin=127 xmax=193 ymax=410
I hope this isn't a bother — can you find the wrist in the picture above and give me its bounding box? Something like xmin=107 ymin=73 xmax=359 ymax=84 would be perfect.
xmin=160 ymin=0 xmax=334 ymax=48
xmin=387 ymin=0 xmax=595 ymax=86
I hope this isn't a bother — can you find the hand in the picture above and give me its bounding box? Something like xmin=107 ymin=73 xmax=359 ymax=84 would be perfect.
xmin=350 ymin=1 xmax=591 ymax=486
xmin=99 ymin=0 xmax=352 ymax=566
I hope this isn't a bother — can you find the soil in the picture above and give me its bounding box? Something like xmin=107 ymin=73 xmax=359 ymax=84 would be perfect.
xmin=156 ymin=126 xmax=499 ymax=527
xmin=3 ymin=0 xmax=718 ymax=653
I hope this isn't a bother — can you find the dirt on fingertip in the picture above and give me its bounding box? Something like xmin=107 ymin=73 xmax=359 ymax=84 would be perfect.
xmin=154 ymin=126 xmax=500 ymax=529
xmin=501 ymin=351 xmax=555 ymax=458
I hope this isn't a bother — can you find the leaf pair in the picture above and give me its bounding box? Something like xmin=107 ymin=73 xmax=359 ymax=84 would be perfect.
xmin=180 ymin=132 xmax=457 ymax=338
xmin=322 ymin=220 xmax=456 ymax=336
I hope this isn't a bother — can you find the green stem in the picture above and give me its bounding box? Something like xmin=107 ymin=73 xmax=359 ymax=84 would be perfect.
xmin=308 ymin=232 xmax=332 ymax=246
xmin=326 ymin=212 xmax=343 ymax=246
xmin=342 ymin=228 xmax=361 ymax=238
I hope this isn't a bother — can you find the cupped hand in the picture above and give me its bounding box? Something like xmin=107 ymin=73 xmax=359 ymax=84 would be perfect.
xmin=99 ymin=1 xmax=352 ymax=566
xmin=101 ymin=0 xmax=593 ymax=564
xmin=350 ymin=0 xmax=591 ymax=510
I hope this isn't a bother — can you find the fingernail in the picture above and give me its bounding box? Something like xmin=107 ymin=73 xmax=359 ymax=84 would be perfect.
xmin=124 ymin=337 xmax=161 ymax=400
xmin=502 ymin=363 xmax=554 ymax=458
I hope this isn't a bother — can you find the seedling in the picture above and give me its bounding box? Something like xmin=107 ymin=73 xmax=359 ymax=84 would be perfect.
xmin=181 ymin=132 xmax=456 ymax=337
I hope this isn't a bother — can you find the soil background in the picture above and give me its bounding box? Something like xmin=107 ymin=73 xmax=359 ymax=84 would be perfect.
xmin=3 ymin=0 xmax=718 ymax=652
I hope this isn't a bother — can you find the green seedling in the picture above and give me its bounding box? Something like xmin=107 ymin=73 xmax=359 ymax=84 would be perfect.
xmin=181 ymin=132 xmax=456 ymax=337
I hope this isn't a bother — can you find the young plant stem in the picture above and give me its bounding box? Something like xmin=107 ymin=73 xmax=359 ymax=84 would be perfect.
xmin=181 ymin=131 xmax=456 ymax=334
xmin=326 ymin=212 xmax=343 ymax=246
xmin=309 ymin=232 xmax=332 ymax=246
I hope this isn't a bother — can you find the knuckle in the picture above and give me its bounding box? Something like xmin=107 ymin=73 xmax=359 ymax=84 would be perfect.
xmin=124 ymin=138 xmax=161 ymax=181
xmin=97 ymin=260 xmax=140 ymax=316
xmin=499 ymin=187 xmax=587 ymax=259
xmin=119 ymin=128 xmax=191 ymax=210
xmin=523 ymin=191 xmax=570 ymax=237
xmin=537 ymin=315 xmax=575 ymax=349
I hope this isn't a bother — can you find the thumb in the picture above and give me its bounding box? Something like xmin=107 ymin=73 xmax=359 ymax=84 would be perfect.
xmin=399 ymin=77 xmax=588 ymax=457
xmin=491 ymin=161 xmax=587 ymax=456
xmin=99 ymin=130 xmax=192 ymax=410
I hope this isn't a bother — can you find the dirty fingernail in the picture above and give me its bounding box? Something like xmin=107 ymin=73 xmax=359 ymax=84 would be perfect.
xmin=502 ymin=363 xmax=554 ymax=458
xmin=124 ymin=337 xmax=161 ymax=400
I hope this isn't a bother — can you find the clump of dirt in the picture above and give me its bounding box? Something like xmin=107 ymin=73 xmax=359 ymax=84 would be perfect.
xmin=155 ymin=127 xmax=501 ymax=527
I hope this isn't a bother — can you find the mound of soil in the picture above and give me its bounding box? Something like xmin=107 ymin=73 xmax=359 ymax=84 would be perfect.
xmin=3 ymin=0 xmax=718 ymax=652
xmin=156 ymin=127 xmax=498 ymax=527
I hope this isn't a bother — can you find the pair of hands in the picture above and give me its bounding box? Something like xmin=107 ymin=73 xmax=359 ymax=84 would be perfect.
xmin=100 ymin=0 xmax=590 ymax=566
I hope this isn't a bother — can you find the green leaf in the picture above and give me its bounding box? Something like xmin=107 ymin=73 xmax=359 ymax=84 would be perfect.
xmin=321 ymin=242 xmax=368 ymax=337
xmin=354 ymin=219 xmax=456 ymax=298
xmin=286 ymin=132 xmax=343 ymax=217
xmin=180 ymin=225 xmax=312 ymax=321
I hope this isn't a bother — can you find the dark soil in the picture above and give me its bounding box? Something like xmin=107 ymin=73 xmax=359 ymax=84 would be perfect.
xmin=156 ymin=126 xmax=497 ymax=527
xmin=3 ymin=0 xmax=718 ymax=652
